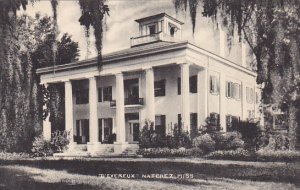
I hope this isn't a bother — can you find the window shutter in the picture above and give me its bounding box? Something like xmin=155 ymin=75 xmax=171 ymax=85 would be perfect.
xmin=99 ymin=119 xmax=102 ymax=142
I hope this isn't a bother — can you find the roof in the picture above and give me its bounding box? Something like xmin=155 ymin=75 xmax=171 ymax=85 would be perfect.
xmin=36 ymin=40 xmax=257 ymax=77
xmin=135 ymin=13 xmax=184 ymax=25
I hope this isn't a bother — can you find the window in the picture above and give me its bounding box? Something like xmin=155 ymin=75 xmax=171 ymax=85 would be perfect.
xmin=190 ymin=75 xmax=197 ymax=93
xmin=210 ymin=75 xmax=219 ymax=94
xmin=209 ymin=112 xmax=220 ymax=126
xmin=226 ymin=115 xmax=239 ymax=131
xmin=246 ymin=87 xmax=254 ymax=103
xmin=98 ymin=86 xmax=112 ymax=102
xmin=75 ymin=119 xmax=89 ymax=144
xmin=170 ymin=27 xmax=175 ymax=36
xmin=226 ymin=82 xmax=240 ymax=100
xmin=148 ymin=25 xmax=156 ymax=35
xmin=99 ymin=118 xmax=113 ymax=143
xmin=154 ymin=79 xmax=166 ymax=97
xmin=155 ymin=115 xmax=166 ymax=136
xmin=76 ymin=89 xmax=89 ymax=104
xmin=190 ymin=113 xmax=198 ymax=137
xmin=177 ymin=75 xmax=197 ymax=95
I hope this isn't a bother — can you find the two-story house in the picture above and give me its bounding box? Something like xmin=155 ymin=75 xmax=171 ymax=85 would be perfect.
xmin=37 ymin=13 xmax=261 ymax=156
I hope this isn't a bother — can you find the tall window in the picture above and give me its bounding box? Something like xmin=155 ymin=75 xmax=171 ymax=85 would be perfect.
xmin=76 ymin=89 xmax=89 ymax=104
xmin=246 ymin=87 xmax=254 ymax=103
xmin=154 ymin=79 xmax=166 ymax=97
xmin=98 ymin=86 xmax=112 ymax=102
xmin=210 ymin=75 xmax=219 ymax=94
xmin=75 ymin=119 xmax=89 ymax=144
xmin=155 ymin=115 xmax=166 ymax=136
xmin=226 ymin=82 xmax=240 ymax=100
xmin=177 ymin=75 xmax=198 ymax=95
xmin=99 ymin=118 xmax=113 ymax=143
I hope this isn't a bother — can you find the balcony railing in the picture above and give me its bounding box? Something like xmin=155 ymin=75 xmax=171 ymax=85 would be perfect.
xmin=130 ymin=32 xmax=179 ymax=47
xmin=110 ymin=97 xmax=144 ymax=107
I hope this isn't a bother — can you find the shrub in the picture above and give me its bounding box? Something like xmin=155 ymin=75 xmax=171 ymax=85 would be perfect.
xmin=50 ymin=130 xmax=69 ymax=152
xmin=215 ymin=132 xmax=244 ymax=151
xmin=137 ymin=147 xmax=204 ymax=158
xmin=193 ymin=134 xmax=215 ymax=153
xmin=260 ymin=133 xmax=290 ymax=151
xmin=31 ymin=135 xmax=53 ymax=157
xmin=31 ymin=130 xmax=70 ymax=157
xmin=231 ymin=120 xmax=264 ymax=151
xmin=205 ymin=148 xmax=253 ymax=161
xmin=0 ymin=152 xmax=31 ymax=160
xmin=255 ymin=150 xmax=300 ymax=162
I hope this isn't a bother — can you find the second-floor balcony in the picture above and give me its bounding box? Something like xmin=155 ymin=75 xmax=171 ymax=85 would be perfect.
xmin=130 ymin=32 xmax=177 ymax=47
xmin=110 ymin=97 xmax=144 ymax=107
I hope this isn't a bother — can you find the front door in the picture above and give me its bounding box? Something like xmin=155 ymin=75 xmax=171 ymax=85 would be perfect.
xmin=132 ymin=123 xmax=140 ymax=142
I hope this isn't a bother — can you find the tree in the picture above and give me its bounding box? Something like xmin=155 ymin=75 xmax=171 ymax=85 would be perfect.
xmin=174 ymin=0 xmax=300 ymax=150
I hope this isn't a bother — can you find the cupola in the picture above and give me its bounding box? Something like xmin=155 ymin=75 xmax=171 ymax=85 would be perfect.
xmin=130 ymin=13 xmax=184 ymax=47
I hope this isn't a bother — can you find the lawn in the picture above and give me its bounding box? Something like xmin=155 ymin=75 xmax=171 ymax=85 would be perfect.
xmin=0 ymin=165 xmax=297 ymax=190
xmin=0 ymin=158 xmax=299 ymax=189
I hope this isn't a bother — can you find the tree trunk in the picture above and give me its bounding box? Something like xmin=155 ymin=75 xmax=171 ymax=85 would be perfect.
xmin=288 ymin=105 xmax=297 ymax=150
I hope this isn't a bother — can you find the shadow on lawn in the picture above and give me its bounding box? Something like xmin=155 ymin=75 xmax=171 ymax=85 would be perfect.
xmin=0 ymin=159 xmax=300 ymax=187
xmin=0 ymin=167 xmax=99 ymax=190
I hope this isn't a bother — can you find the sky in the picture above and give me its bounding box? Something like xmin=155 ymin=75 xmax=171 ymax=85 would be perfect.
xmin=20 ymin=0 xmax=240 ymax=62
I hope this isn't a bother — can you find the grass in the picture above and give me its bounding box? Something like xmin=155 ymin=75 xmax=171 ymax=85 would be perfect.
xmin=0 ymin=165 xmax=298 ymax=190
xmin=0 ymin=158 xmax=300 ymax=185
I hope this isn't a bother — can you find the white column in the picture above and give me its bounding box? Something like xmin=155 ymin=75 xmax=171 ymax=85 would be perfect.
xmin=181 ymin=63 xmax=190 ymax=132
xmin=145 ymin=67 xmax=155 ymax=123
xmin=88 ymin=77 xmax=98 ymax=148
xmin=65 ymin=80 xmax=75 ymax=149
xmin=219 ymin=24 xmax=226 ymax=57
xmin=43 ymin=84 xmax=51 ymax=140
xmin=115 ymin=73 xmax=126 ymax=143
xmin=219 ymin=73 xmax=226 ymax=131
xmin=197 ymin=68 xmax=208 ymax=127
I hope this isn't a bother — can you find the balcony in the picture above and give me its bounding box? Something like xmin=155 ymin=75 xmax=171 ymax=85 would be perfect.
xmin=110 ymin=97 xmax=144 ymax=107
xmin=130 ymin=32 xmax=177 ymax=47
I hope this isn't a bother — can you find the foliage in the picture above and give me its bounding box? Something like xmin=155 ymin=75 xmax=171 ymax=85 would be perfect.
xmin=166 ymin=123 xmax=192 ymax=148
xmin=255 ymin=150 xmax=300 ymax=162
xmin=260 ymin=132 xmax=290 ymax=151
xmin=205 ymin=148 xmax=253 ymax=161
xmin=173 ymin=0 xmax=300 ymax=150
xmin=200 ymin=114 xmax=222 ymax=135
xmin=137 ymin=147 xmax=203 ymax=158
xmin=231 ymin=120 xmax=265 ymax=151
xmin=78 ymin=0 xmax=109 ymax=68
xmin=0 ymin=151 xmax=31 ymax=160
xmin=50 ymin=130 xmax=69 ymax=153
xmin=31 ymin=135 xmax=53 ymax=157
xmin=31 ymin=130 xmax=69 ymax=157
xmin=215 ymin=132 xmax=245 ymax=151
xmin=193 ymin=134 xmax=215 ymax=153
xmin=139 ymin=121 xmax=191 ymax=149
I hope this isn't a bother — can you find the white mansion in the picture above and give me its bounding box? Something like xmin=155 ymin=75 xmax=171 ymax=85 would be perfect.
xmin=37 ymin=13 xmax=261 ymax=156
